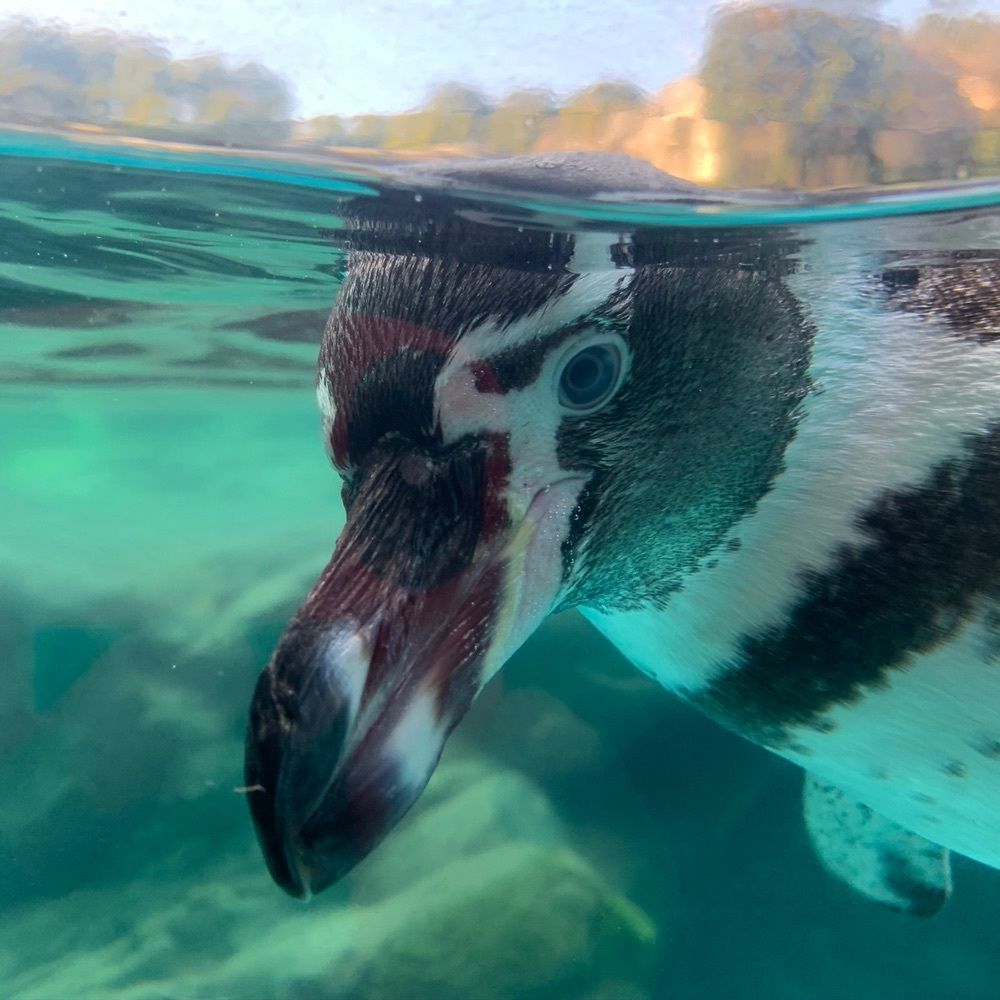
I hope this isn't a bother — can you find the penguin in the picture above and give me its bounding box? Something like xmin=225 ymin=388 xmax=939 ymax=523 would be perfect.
xmin=245 ymin=154 xmax=1000 ymax=913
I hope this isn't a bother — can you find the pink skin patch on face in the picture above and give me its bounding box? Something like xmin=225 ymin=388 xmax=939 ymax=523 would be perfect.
xmin=435 ymin=357 xmax=511 ymax=435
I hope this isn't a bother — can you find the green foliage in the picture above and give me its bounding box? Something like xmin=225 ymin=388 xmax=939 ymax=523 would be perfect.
xmin=547 ymin=81 xmax=645 ymax=148
xmin=382 ymin=82 xmax=492 ymax=149
xmin=484 ymin=88 xmax=556 ymax=155
xmin=703 ymin=5 xmax=923 ymax=129
xmin=971 ymin=129 xmax=1000 ymax=166
xmin=0 ymin=17 xmax=292 ymax=141
xmin=698 ymin=4 xmax=987 ymax=185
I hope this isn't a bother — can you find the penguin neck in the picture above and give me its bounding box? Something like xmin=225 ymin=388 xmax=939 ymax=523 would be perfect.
xmin=578 ymin=590 xmax=734 ymax=698
xmin=577 ymin=261 xmax=1000 ymax=718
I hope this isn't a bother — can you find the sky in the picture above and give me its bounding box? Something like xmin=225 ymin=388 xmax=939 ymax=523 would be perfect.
xmin=0 ymin=0 xmax=996 ymax=118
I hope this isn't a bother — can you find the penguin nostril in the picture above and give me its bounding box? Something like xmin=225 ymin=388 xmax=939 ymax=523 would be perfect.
xmin=399 ymin=453 xmax=435 ymax=487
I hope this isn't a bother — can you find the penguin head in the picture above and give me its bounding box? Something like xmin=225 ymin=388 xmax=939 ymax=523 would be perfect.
xmin=245 ymin=217 xmax=810 ymax=898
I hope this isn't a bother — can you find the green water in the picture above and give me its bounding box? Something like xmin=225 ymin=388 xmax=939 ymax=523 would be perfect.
xmin=1 ymin=132 xmax=999 ymax=1000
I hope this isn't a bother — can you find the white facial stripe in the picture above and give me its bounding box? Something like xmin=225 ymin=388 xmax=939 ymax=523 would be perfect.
xmin=450 ymin=267 xmax=628 ymax=366
xmin=322 ymin=232 xmax=627 ymax=456
xmin=316 ymin=370 xmax=334 ymax=422
xmin=434 ymin=248 xmax=634 ymax=539
xmin=568 ymin=231 xmax=628 ymax=274
xmin=317 ymin=370 xmax=337 ymax=464
xmin=433 ymin=233 xmax=634 ymax=442
xmin=482 ymin=474 xmax=588 ymax=683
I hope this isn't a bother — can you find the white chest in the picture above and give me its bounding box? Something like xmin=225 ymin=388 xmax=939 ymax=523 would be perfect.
xmin=581 ymin=226 xmax=1000 ymax=865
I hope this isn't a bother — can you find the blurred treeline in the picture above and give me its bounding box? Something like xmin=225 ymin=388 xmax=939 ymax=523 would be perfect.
xmin=1 ymin=6 xmax=999 ymax=188
xmin=0 ymin=18 xmax=292 ymax=145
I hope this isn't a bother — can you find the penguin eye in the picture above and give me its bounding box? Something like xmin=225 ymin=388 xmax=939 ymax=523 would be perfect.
xmin=557 ymin=342 xmax=624 ymax=412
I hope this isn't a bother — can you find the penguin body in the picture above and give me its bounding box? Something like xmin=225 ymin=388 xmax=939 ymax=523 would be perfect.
xmin=245 ymin=156 xmax=999 ymax=911
xmin=588 ymin=230 xmax=999 ymax=908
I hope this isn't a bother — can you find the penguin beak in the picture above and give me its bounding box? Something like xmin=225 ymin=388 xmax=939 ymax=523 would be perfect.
xmin=244 ymin=442 xmax=584 ymax=898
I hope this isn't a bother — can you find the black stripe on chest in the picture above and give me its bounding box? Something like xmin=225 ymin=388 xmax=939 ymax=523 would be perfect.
xmin=875 ymin=250 xmax=999 ymax=343
xmin=697 ymin=422 xmax=1000 ymax=746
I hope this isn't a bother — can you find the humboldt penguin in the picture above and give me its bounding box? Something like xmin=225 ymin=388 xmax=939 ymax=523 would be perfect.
xmin=245 ymin=154 xmax=1000 ymax=913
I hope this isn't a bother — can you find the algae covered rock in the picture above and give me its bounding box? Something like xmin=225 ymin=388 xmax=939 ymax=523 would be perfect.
xmin=2 ymin=756 xmax=657 ymax=1000
xmin=250 ymin=842 xmax=655 ymax=1000
xmin=339 ymin=758 xmax=656 ymax=998
xmin=347 ymin=842 xmax=657 ymax=1000
xmin=348 ymin=758 xmax=564 ymax=901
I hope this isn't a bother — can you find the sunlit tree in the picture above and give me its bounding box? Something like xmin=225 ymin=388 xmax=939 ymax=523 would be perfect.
xmin=701 ymin=3 xmax=975 ymax=184
xmin=0 ymin=18 xmax=292 ymax=142
xmin=484 ymin=88 xmax=555 ymax=155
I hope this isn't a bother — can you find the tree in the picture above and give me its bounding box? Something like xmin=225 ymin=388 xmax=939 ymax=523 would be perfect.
xmin=700 ymin=4 xmax=975 ymax=184
xmin=534 ymin=81 xmax=645 ymax=152
xmin=0 ymin=18 xmax=292 ymax=142
xmin=910 ymin=14 xmax=1000 ymax=126
xmin=484 ymin=88 xmax=556 ymax=155
xmin=381 ymin=82 xmax=491 ymax=151
xmin=704 ymin=5 xmax=903 ymax=127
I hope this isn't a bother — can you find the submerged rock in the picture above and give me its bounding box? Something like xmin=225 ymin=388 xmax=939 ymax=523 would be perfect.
xmin=348 ymin=759 xmax=564 ymax=902
xmin=154 ymin=844 xmax=655 ymax=1000
xmin=348 ymin=844 xmax=657 ymax=1000
xmin=1 ymin=756 xmax=656 ymax=1000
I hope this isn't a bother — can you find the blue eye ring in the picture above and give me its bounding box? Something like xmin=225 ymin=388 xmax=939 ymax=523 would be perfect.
xmin=557 ymin=340 xmax=625 ymax=412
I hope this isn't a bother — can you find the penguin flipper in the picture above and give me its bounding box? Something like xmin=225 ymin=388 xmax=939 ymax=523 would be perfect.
xmin=802 ymin=774 xmax=951 ymax=916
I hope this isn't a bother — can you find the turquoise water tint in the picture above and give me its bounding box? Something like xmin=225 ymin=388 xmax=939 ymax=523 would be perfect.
xmin=1 ymin=132 xmax=999 ymax=999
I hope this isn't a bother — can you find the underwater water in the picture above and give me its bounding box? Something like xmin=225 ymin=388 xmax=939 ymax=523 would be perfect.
xmin=1 ymin=128 xmax=999 ymax=1000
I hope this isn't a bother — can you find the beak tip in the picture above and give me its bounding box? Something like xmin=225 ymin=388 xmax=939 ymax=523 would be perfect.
xmin=278 ymin=844 xmax=315 ymax=901
xmin=244 ymin=623 xmax=364 ymax=897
